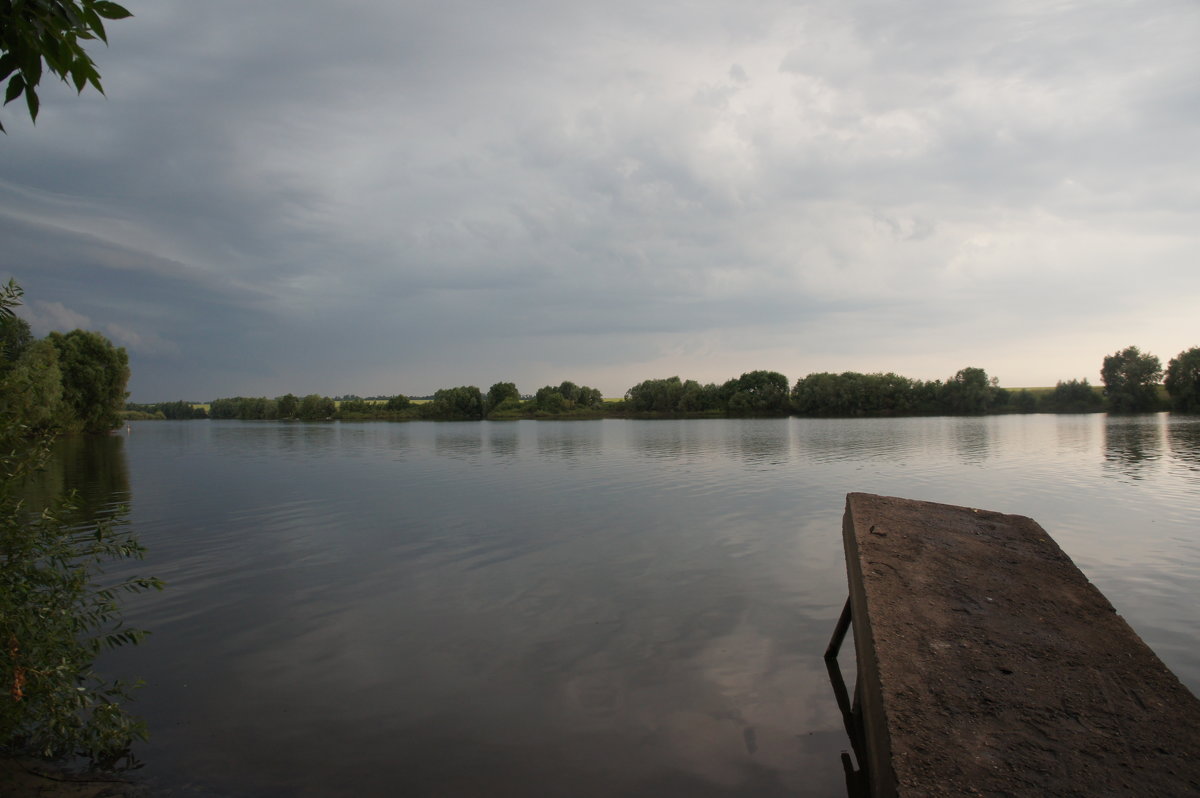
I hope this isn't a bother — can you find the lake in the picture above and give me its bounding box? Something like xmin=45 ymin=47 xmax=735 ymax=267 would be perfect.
xmin=43 ymin=414 xmax=1200 ymax=797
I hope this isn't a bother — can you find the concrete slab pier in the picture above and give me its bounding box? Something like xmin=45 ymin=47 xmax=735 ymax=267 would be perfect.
xmin=836 ymin=492 xmax=1200 ymax=797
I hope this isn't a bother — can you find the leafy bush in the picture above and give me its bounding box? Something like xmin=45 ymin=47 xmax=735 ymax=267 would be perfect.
xmin=0 ymin=450 xmax=162 ymax=763
xmin=1043 ymin=379 xmax=1103 ymax=413
xmin=1101 ymin=346 xmax=1163 ymax=413
xmin=1165 ymin=347 xmax=1200 ymax=413
xmin=0 ymin=280 xmax=161 ymax=764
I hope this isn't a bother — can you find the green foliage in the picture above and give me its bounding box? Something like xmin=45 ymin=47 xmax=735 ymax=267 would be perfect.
xmin=118 ymin=409 xmax=163 ymax=421
xmin=337 ymin=398 xmax=371 ymax=415
xmin=1101 ymin=346 xmax=1163 ymax=413
xmin=710 ymin=369 xmax=787 ymax=412
xmin=940 ymin=367 xmax=997 ymax=414
xmin=0 ymin=283 xmax=66 ymax=432
xmin=530 ymin=382 xmax=604 ymax=415
xmin=297 ymin=394 xmax=336 ymax=420
xmin=335 ymin=397 xmax=420 ymax=421
xmin=0 ymin=281 xmax=32 ymax=377
xmin=0 ymin=476 xmax=162 ymax=762
xmin=424 ymin=386 xmax=483 ymax=420
xmin=0 ymin=281 xmax=130 ymax=435
xmin=722 ymin=370 xmax=790 ymax=416
xmin=625 ymin=376 xmax=686 ymax=413
xmin=791 ymin=373 xmax=838 ymax=416
xmin=152 ymin=400 xmax=205 ymax=420
xmin=791 ymin=369 xmax=1008 ymax=416
xmin=384 ymin=394 xmax=410 ymax=412
xmin=0 ymin=0 xmax=132 ymax=132
xmin=206 ymin=398 xmax=238 ymax=419
xmin=533 ymin=386 xmax=566 ymax=413
xmin=565 ymin=382 xmax=603 ymax=408
xmin=46 ymin=330 xmax=129 ymax=433
xmin=624 ymin=375 xmax=747 ymax=416
xmin=0 ymin=279 xmax=22 ymax=314
xmin=208 ymin=396 xmax=280 ymax=420
xmin=0 ymin=282 xmax=161 ymax=764
xmin=0 ymin=315 xmax=32 ymax=368
xmin=580 ymin=386 xmax=602 ymax=407
xmin=204 ymin=394 xmax=419 ymax=421
xmin=624 ymin=376 xmax=705 ymax=412
xmin=276 ymin=393 xmax=299 ymax=419
xmin=1164 ymin=347 xmax=1200 ymax=414
xmin=1010 ymin=389 xmax=1038 ymax=413
xmin=1043 ymin=379 xmax=1103 ymax=413
xmin=485 ymin=382 xmax=519 ymax=416
xmin=674 ymin=380 xmax=722 ymax=413
xmin=556 ymin=381 xmax=580 ymax=405
xmin=791 ymin=371 xmax=930 ymax=416
xmin=0 ymin=339 xmax=66 ymax=431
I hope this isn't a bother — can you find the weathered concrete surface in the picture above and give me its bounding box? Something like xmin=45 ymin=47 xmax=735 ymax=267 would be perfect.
xmin=842 ymin=492 xmax=1200 ymax=798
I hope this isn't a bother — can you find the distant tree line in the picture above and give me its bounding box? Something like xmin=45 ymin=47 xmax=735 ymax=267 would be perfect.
xmin=124 ymin=400 xmax=208 ymax=420
xmin=618 ymin=366 xmax=1113 ymax=418
xmin=178 ymin=380 xmax=608 ymax=423
xmin=133 ymin=343 xmax=1200 ymax=424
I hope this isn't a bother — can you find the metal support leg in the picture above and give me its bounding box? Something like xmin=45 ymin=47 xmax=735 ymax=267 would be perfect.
xmin=825 ymin=596 xmax=853 ymax=659
xmin=824 ymin=594 xmax=869 ymax=795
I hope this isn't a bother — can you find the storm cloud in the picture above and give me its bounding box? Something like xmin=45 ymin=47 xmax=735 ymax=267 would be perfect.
xmin=3 ymin=0 xmax=1197 ymax=400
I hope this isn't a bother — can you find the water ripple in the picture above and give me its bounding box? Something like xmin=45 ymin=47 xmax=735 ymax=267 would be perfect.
xmin=57 ymin=417 xmax=1200 ymax=797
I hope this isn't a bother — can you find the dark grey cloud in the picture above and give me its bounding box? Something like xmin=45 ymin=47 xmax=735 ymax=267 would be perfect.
xmin=4 ymin=0 xmax=1197 ymax=400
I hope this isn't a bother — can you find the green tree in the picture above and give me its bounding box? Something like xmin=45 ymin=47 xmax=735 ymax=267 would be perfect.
xmin=676 ymin=380 xmax=721 ymax=413
xmin=530 ymin=381 xmax=603 ymax=414
xmin=242 ymin=396 xmax=277 ymax=420
xmin=1164 ymin=347 xmax=1200 ymax=414
xmin=46 ymin=329 xmax=129 ymax=434
xmin=724 ymin=370 xmax=790 ymax=416
xmin=0 ymin=0 xmax=131 ymax=132
xmin=0 ymin=339 xmax=66 ymax=430
xmin=791 ymin=371 xmax=922 ymax=416
xmin=625 ymin=377 xmax=686 ymax=413
xmin=1044 ymin=379 xmax=1103 ymax=413
xmin=791 ymin=372 xmax=838 ymax=416
xmin=1010 ymin=389 xmax=1038 ymax=413
xmin=486 ymin=382 xmax=519 ymax=415
xmin=297 ymin=394 xmax=336 ymax=420
xmin=557 ymin=381 xmax=581 ymax=404
xmin=1101 ymin=346 xmax=1163 ymax=413
xmin=207 ymin=397 xmax=240 ymax=420
xmin=580 ymin=386 xmax=604 ymax=407
xmin=276 ymin=393 xmax=299 ymax=418
xmin=385 ymin=393 xmax=411 ymax=412
xmin=940 ymin=367 xmax=996 ymax=414
xmin=207 ymin=396 xmax=280 ymax=420
xmin=338 ymin=399 xmax=372 ymax=416
xmin=0 ymin=281 xmax=161 ymax=763
xmin=1 ymin=481 xmax=161 ymax=762
xmin=425 ymin=386 xmax=483 ymax=420
xmin=0 ymin=315 xmax=32 ymax=369
xmin=156 ymin=400 xmax=200 ymax=420
xmin=534 ymin=386 xmax=566 ymax=413
xmin=624 ymin=377 xmax=715 ymax=414
xmin=0 ymin=280 xmax=31 ymax=369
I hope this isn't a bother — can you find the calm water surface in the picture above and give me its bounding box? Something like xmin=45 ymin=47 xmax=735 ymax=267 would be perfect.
xmin=45 ymin=414 xmax=1200 ymax=797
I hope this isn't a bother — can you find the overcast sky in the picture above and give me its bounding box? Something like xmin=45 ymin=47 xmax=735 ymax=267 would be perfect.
xmin=4 ymin=0 xmax=1197 ymax=401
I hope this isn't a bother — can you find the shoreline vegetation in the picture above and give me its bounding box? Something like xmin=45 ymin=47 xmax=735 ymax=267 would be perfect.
xmin=2 ymin=281 xmax=161 ymax=783
xmin=3 ymin=272 xmax=1198 ymax=787
xmin=123 ymin=354 xmax=1196 ymax=424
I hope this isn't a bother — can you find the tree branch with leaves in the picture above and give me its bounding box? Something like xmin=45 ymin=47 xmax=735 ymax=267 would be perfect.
xmin=0 ymin=0 xmax=132 ymax=132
